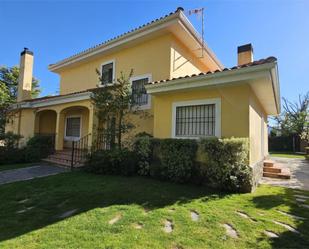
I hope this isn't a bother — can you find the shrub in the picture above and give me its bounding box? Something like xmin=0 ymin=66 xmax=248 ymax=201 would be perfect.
xmin=197 ymin=137 xmax=251 ymax=192
xmin=159 ymin=139 xmax=198 ymax=183
xmin=24 ymin=135 xmax=55 ymax=162
xmin=134 ymin=136 xmax=153 ymax=176
xmin=0 ymin=132 xmax=22 ymax=149
xmin=85 ymin=148 xmax=138 ymax=176
xmin=0 ymin=132 xmax=24 ymax=165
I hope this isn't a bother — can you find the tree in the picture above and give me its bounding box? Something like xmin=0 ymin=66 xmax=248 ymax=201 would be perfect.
xmin=0 ymin=65 xmax=40 ymax=134
xmin=272 ymin=92 xmax=309 ymax=143
xmin=91 ymin=69 xmax=137 ymax=148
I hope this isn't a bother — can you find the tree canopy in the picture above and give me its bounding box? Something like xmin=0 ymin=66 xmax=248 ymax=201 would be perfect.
xmin=0 ymin=65 xmax=40 ymax=134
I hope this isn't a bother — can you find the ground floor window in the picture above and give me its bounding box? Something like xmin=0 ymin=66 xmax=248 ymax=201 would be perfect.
xmin=65 ymin=116 xmax=81 ymax=139
xmin=172 ymin=99 xmax=221 ymax=138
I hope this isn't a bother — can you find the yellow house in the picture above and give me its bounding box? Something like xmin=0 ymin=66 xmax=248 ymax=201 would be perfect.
xmin=6 ymin=7 xmax=280 ymax=174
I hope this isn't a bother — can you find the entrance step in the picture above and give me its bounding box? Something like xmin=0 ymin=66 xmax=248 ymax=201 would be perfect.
xmin=263 ymin=165 xmax=283 ymax=173
xmin=263 ymin=160 xmax=275 ymax=168
xmin=43 ymin=150 xmax=86 ymax=168
xmin=263 ymin=168 xmax=291 ymax=179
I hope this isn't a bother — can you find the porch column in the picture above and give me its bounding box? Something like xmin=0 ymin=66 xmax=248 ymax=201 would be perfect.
xmin=55 ymin=111 xmax=65 ymax=150
xmin=87 ymin=106 xmax=94 ymax=149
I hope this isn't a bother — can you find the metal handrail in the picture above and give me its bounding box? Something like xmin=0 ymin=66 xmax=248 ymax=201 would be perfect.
xmin=71 ymin=133 xmax=91 ymax=170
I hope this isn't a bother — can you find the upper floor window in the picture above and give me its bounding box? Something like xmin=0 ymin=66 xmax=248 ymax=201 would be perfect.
xmin=131 ymin=74 xmax=151 ymax=109
xmin=101 ymin=60 xmax=115 ymax=85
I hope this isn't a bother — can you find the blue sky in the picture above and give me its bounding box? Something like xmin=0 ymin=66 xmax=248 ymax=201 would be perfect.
xmin=1 ymin=0 xmax=308 ymax=104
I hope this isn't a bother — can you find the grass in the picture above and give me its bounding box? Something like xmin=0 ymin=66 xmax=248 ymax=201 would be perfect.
xmin=0 ymin=163 xmax=36 ymax=172
xmin=0 ymin=171 xmax=308 ymax=249
xmin=270 ymin=151 xmax=306 ymax=159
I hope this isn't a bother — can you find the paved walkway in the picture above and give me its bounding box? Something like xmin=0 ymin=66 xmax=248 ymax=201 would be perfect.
xmin=0 ymin=165 xmax=68 ymax=185
xmin=260 ymin=157 xmax=309 ymax=190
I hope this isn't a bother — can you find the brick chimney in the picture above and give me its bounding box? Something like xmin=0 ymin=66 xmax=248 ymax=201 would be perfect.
xmin=237 ymin=44 xmax=253 ymax=65
xmin=17 ymin=48 xmax=33 ymax=102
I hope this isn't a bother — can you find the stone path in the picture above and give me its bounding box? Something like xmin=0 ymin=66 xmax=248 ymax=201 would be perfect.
xmin=260 ymin=157 xmax=309 ymax=190
xmin=163 ymin=219 xmax=173 ymax=233
xmin=109 ymin=214 xmax=122 ymax=225
xmin=221 ymin=223 xmax=238 ymax=238
xmin=0 ymin=164 xmax=67 ymax=185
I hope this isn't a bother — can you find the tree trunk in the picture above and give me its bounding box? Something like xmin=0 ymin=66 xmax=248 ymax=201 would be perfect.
xmin=118 ymin=110 xmax=123 ymax=149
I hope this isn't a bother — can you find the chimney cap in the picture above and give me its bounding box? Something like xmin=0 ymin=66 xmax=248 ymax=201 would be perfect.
xmin=237 ymin=43 xmax=253 ymax=53
xmin=176 ymin=7 xmax=184 ymax=12
xmin=21 ymin=47 xmax=33 ymax=56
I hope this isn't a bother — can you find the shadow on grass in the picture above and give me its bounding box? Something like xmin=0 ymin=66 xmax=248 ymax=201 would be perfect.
xmin=252 ymin=188 xmax=309 ymax=249
xmin=0 ymin=171 xmax=222 ymax=242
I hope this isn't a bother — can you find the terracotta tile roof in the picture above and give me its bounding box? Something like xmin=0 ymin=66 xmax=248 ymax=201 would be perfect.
xmin=23 ymin=89 xmax=93 ymax=102
xmin=148 ymin=56 xmax=277 ymax=85
xmin=49 ymin=7 xmax=184 ymax=68
xmin=25 ymin=56 xmax=276 ymax=104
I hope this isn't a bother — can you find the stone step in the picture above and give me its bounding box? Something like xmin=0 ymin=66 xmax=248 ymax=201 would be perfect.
xmin=263 ymin=165 xmax=282 ymax=173
xmin=42 ymin=158 xmax=71 ymax=167
xmin=263 ymin=168 xmax=291 ymax=179
xmin=264 ymin=160 xmax=275 ymax=168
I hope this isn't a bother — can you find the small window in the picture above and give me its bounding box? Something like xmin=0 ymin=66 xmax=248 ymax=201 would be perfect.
xmin=175 ymin=104 xmax=215 ymax=137
xmin=101 ymin=62 xmax=114 ymax=85
xmin=65 ymin=117 xmax=81 ymax=138
xmin=132 ymin=77 xmax=149 ymax=106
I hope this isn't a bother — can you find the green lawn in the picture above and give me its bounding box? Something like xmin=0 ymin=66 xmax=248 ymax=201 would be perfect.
xmin=0 ymin=171 xmax=308 ymax=249
xmin=270 ymin=151 xmax=306 ymax=159
xmin=0 ymin=163 xmax=36 ymax=172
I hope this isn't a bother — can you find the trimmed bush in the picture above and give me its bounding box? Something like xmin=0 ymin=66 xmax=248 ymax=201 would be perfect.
xmin=0 ymin=132 xmax=24 ymax=165
xmin=197 ymin=137 xmax=251 ymax=192
xmin=24 ymin=135 xmax=55 ymax=162
xmin=85 ymin=148 xmax=138 ymax=176
xmin=159 ymin=139 xmax=198 ymax=183
xmin=134 ymin=136 xmax=153 ymax=176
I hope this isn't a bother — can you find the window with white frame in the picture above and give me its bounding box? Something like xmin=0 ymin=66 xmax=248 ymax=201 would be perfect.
xmin=65 ymin=117 xmax=81 ymax=138
xmin=101 ymin=61 xmax=114 ymax=85
xmin=172 ymin=99 xmax=221 ymax=138
xmin=131 ymin=76 xmax=150 ymax=107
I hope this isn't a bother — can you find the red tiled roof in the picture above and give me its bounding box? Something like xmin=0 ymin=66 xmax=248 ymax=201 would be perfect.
xmin=49 ymin=7 xmax=184 ymax=68
xmin=25 ymin=56 xmax=276 ymax=104
xmin=148 ymin=56 xmax=277 ymax=85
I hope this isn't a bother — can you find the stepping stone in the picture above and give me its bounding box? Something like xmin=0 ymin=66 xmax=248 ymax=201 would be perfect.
xmin=221 ymin=223 xmax=238 ymax=238
xmin=109 ymin=214 xmax=121 ymax=225
xmin=236 ymin=211 xmax=256 ymax=222
xmin=17 ymin=198 xmax=29 ymax=204
xmin=16 ymin=206 xmax=34 ymax=214
xmin=59 ymin=209 xmax=78 ymax=218
xmin=163 ymin=219 xmax=173 ymax=233
xmin=294 ymin=194 xmax=309 ymax=199
xmin=296 ymin=198 xmax=307 ymax=203
xmin=299 ymin=204 xmax=309 ymax=209
xmin=168 ymin=208 xmax=175 ymax=212
xmin=132 ymin=222 xmax=143 ymax=229
xmin=190 ymin=211 xmax=199 ymax=221
xmin=273 ymin=221 xmax=299 ymax=234
xmin=264 ymin=230 xmax=279 ymax=238
xmin=277 ymin=210 xmax=306 ymax=220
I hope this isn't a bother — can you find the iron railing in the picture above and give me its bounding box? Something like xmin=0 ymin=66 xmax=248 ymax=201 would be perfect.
xmin=92 ymin=129 xmax=118 ymax=152
xmin=71 ymin=133 xmax=91 ymax=170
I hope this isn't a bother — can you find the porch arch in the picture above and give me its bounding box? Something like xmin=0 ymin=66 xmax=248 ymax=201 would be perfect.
xmin=34 ymin=109 xmax=57 ymax=135
xmin=56 ymin=105 xmax=92 ymax=150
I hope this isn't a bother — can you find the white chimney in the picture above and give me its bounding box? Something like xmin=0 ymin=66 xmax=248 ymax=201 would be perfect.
xmin=17 ymin=48 xmax=33 ymax=102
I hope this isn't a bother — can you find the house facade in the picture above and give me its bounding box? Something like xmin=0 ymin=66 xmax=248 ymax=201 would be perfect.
xmin=6 ymin=7 xmax=280 ymax=170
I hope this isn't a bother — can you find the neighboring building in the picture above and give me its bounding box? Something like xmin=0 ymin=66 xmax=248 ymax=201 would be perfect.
xmin=6 ymin=7 xmax=280 ymax=172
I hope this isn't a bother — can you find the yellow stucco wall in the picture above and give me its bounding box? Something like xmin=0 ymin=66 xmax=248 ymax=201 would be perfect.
xmin=249 ymin=89 xmax=268 ymax=165
xmin=59 ymin=34 xmax=172 ymax=95
xmin=18 ymin=109 xmax=36 ymax=146
xmin=34 ymin=110 xmax=57 ymax=134
xmin=170 ymin=35 xmax=210 ymax=78
xmin=152 ymin=84 xmax=250 ymax=139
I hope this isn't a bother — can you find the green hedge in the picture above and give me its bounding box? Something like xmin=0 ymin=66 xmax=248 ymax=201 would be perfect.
xmin=0 ymin=133 xmax=54 ymax=164
xmin=133 ymin=137 xmax=251 ymax=192
xmin=85 ymin=136 xmax=251 ymax=193
xmin=85 ymin=148 xmax=138 ymax=176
